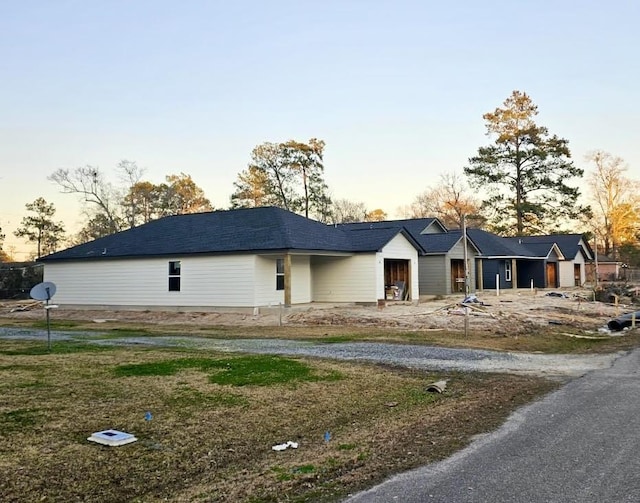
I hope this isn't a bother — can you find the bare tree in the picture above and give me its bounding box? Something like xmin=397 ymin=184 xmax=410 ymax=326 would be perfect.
xmin=117 ymin=160 xmax=146 ymax=228
xmin=586 ymin=150 xmax=640 ymax=258
xmin=49 ymin=165 xmax=122 ymax=235
xmin=330 ymin=199 xmax=369 ymax=223
xmin=402 ymin=173 xmax=484 ymax=229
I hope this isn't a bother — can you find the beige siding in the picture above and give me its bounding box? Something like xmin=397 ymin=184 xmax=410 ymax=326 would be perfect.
xmin=559 ymin=252 xmax=586 ymax=287
xmin=311 ymin=255 xmax=376 ymax=302
xmin=44 ymin=255 xmax=258 ymax=308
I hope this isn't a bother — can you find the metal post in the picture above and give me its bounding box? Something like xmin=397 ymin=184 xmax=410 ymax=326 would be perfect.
xmin=462 ymin=215 xmax=469 ymax=296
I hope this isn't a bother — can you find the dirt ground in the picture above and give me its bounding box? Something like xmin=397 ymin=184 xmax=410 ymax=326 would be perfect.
xmin=0 ymin=288 xmax=629 ymax=336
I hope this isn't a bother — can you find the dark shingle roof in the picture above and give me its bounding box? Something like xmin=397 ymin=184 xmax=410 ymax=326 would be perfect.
xmin=466 ymin=229 xmax=542 ymax=258
xmin=337 ymin=218 xmax=457 ymax=254
xmin=40 ymin=207 xmax=417 ymax=262
xmin=337 ymin=218 xmax=445 ymax=235
xmin=510 ymin=234 xmax=593 ymax=260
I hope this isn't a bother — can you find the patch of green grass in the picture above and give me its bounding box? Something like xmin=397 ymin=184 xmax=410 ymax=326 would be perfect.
xmin=167 ymin=387 xmax=248 ymax=408
xmin=337 ymin=443 xmax=357 ymax=451
xmin=270 ymin=466 xmax=293 ymax=481
xmin=0 ymin=341 xmax=114 ymax=355
xmin=292 ymin=464 xmax=316 ymax=474
xmin=114 ymin=355 xmax=344 ymax=387
xmin=0 ymin=408 xmax=44 ymax=432
xmin=401 ymin=386 xmax=444 ymax=406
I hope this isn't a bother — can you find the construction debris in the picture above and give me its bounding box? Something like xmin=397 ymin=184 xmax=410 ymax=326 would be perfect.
xmin=426 ymin=380 xmax=447 ymax=393
xmin=0 ymin=289 xmax=632 ymax=336
xmin=607 ymin=311 xmax=640 ymax=332
xmin=87 ymin=429 xmax=137 ymax=447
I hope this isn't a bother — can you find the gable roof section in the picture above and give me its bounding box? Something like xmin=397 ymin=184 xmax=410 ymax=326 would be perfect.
xmin=40 ymin=207 xmax=420 ymax=262
xmin=337 ymin=217 xmax=447 ymax=236
xmin=512 ymin=234 xmax=594 ymax=261
xmin=337 ymin=218 xmax=464 ymax=254
xmin=341 ymin=226 xmax=424 ymax=253
xmin=418 ymin=230 xmax=480 ymax=255
xmin=504 ymin=239 xmax=565 ymax=260
xmin=466 ymin=229 xmax=543 ymax=258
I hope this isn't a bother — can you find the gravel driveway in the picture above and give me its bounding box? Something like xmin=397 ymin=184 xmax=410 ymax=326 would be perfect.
xmin=0 ymin=327 xmax=622 ymax=378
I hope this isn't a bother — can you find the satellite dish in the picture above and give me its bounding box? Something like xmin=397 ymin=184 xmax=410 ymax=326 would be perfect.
xmin=30 ymin=281 xmax=57 ymax=301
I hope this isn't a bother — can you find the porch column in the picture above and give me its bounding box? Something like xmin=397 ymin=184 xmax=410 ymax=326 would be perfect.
xmin=284 ymin=253 xmax=292 ymax=307
xmin=477 ymin=259 xmax=483 ymax=291
xmin=511 ymin=259 xmax=518 ymax=289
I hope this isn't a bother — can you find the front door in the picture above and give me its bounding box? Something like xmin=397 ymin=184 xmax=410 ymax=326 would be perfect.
xmin=451 ymin=259 xmax=465 ymax=293
xmin=384 ymin=259 xmax=410 ymax=300
xmin=546 ymin=262 xmax=558 ymax=288
xmin=574 ymin=264 xmax=581 ymax=286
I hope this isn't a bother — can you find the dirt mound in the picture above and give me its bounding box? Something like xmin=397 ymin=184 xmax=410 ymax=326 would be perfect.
xmin=0 ymin=290 xmax=624 ymax=334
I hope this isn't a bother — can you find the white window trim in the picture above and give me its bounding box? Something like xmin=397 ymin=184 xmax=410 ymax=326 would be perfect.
xmin=505 ymin=260 xmax=512 ymax=282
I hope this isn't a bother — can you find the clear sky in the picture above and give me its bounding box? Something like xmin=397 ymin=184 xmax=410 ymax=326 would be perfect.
xmin=1 ymin=0 xmax=638 ymax=259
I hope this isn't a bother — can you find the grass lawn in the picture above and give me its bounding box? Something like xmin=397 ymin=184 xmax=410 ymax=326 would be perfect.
xmin=0 ymin=338 xmax=559 ymax=502
xmin=3 ymin=316 xmax=640 ymax=353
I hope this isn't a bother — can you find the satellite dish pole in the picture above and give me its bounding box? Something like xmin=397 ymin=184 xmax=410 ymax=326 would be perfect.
xmin=29 ymin=282 xmax=58 ymax=352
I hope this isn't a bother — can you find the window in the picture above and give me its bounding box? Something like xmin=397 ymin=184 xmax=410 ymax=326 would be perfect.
xmin=169 ymin=261 xmax=181 ymax=291
xmin=276 ymin=258 xmax=284 ymax=290
xmin=504 ymin=260 xmax=512 ymax=282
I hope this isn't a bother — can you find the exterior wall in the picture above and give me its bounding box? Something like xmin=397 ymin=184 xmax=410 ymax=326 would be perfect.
xmin=254 ymin=255 xmax=311 ymax=306
xmin=448 ymin=240 xmax=477 ymax=295
xmin=311 ymin=254 xmax=376 ymax=302
xmin=377 ymin=234 xmax=419 ymax=301
xmin=480 ymin=260 xmax=513 ymax=290
xmin=419 ymin=256 xmax=447 ymax=295
xmin=291 ymin=255 xmax=312 ymax=304
xmin=517 ymin=260 xmax=545 ymax=288
xmin=43 ymin=255 xmax=258 ymax=308
xmin=254 ymin=256 xmax=285 ymax=306
xmin=558 ymin=252 xmax=586 ymax=287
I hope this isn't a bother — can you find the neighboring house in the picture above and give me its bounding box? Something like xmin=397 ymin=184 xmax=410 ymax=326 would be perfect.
xmin=337 ymin=219 xmax=480 ymax=296
xmin=508 ymin=234 xmax=594 ymax=287
xmin=466 ymin=229 xmax=556 ymax=290
xmin=38 ymin=207 xmax=421 ymax=310
xmin=589 ymin=254 xmax=622 ymax=282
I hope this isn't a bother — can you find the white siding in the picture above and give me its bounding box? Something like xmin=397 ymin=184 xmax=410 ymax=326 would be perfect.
xmin=378 ymin=234 xmax=420 ymax=301
xmin=44 ymin=255 xmax=259 ymax=308
xmin=254 ymin=256 xmax=285 ymax=306
xmin=253 ymin=255 xmax=312 ymax=306
xmin=311 ymin=255 xmax=376 ymax=302
xmin=291 ymin=255 xmax=312 ymax=304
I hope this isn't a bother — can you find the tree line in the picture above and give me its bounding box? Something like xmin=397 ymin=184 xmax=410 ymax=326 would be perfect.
xmin=1 ymin=90 xmax=638 ymax=264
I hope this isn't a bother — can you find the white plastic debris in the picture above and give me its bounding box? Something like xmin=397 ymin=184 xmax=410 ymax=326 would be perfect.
xmin=272 ymin=440 xmax=299 ymax=451
xmin=87 ymin=429 xmax=138 ymax=447
xmin=426 ymin=380 xmax=448 ymax=393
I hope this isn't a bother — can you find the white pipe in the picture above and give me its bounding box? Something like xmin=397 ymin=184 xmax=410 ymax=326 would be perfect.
xmin=496 ymin=273 xmax=500 ymax=296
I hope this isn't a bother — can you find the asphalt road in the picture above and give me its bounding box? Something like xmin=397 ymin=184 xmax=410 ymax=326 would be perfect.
xmin=345 ymin=347 xmax=640 ymax=503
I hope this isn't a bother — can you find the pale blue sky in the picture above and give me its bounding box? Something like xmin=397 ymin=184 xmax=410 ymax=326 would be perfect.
xmin=1 ymin=0 xmax=638 ymax=259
